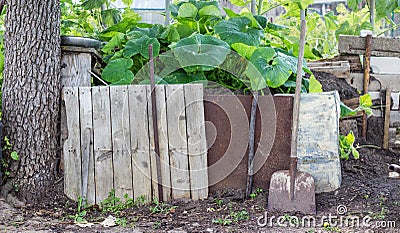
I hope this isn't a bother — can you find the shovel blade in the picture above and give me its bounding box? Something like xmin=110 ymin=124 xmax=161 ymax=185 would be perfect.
xmin=268 ymin=170 xmax=316 ymax=215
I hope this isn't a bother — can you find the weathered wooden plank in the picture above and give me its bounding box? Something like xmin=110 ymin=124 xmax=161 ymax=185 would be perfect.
xmin=110 ymin=86 xmax=133 ymax=199
xmin=146 ymin=86 xmax=159 ymax=200
xmin=78 ymin=87 xmax=95 ymax=204
xmin=166 ymin=85 xmax=191 ymax=199
xmin=129 ymin=85 xmax=152 ymax=201
xmin=346 ymin=73 xmax=400 ymax=92
xmin=184 ymin=84 xmax=208 ymax=200
xmin=60 ymin=52 xmax=91 ymax=177
xmin=63 ymin=87 xmax=82 ymax=201
xmin=308 ymin=61 xmax=350 ymax=78
xmin=339 ymin=35 xmax=400 ymax=57
xmin=60 ymin=53 xmax=92 ymax=87
xmin=92 ymin=86 xmax=113 ymax=203
xmin=147 ymin=85 xmax=171 ymax=201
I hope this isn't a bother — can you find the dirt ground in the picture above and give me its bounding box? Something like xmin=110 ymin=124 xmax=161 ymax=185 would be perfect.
xmin=1 ymin=72 xmax=400 ymax=232
xmin=1 ymin=147 xmax=399 ymax=232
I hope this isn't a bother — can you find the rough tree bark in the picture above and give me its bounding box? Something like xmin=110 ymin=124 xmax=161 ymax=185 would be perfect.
xmin=2 ymin=0 xmax=61 ymax=203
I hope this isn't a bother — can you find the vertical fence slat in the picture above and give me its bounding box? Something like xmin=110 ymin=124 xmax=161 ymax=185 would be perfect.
xmin=79 ymin=87 xmax=95 ymax=204
xmin=110 ymin=86 xmax=133 ymax=199
xmin=63 ymin=87 xmax=82 ymax=201
xmin=166 ymin=85 xmax=191 ymax=199
xmin=156 ymin=85 xmax=172 ymax=201
xmin=129 ymin=85 xmax=152 ymax=201
xmin=184 ymin=84 xmax=208 ymax=200
xmin=147 ymin=86 xmax=159 ymax=200
xmin=92 ymin=86 xmax=113 ymax=203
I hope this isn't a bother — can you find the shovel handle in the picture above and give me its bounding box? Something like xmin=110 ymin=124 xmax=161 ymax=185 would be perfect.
xmin=289 ymin=9 xmax=307 ymax=201
xmin=290 ymin=10 xmax=307 ymax=160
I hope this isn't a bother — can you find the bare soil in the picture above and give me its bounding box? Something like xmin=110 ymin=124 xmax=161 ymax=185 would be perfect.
xmin=1 ymin=147 xmax=399 ymax=232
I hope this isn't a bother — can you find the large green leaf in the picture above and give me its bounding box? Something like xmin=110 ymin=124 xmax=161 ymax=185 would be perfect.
xmin=231 ymin=43 xmax=257 ymax=59
xmin=172 ymin=34 xmax=231 ymax=72
xmin=347 ymin=0 xmax=363 ymax=11
xmin=309 ymin=75 xmax=323 ymax=93
xmin=81 ymin=0 xmax=106 ymax=10
xmin=102 ymin=58 xmax=134 ymax=85
xmin=164 ymin=70 xmax=208 ymax=84
xmin=160 ymin=26 xmax=181 ymax=43
xmin=376 ymin=0 xmax=398 ymax=19
xmin=101 ymin=9 xmax=122 ymax=27
xmin=198 ymin=5 xmax=221 ymax=17
xmin=178 ymin=3 xmax=198 ymax=18
xmin=248 ymin=47 xmax=295 ymax=88
xmin=223 ymin=7 xmax=239 ymax=18
xmin=101 ymin=32 xmax=125 ymax=53
xmin=123 ymin=33 xmax=160 ymax=59
xmin=101 ymin=9 xmax=141 ymax=34
xmin=214 ymin=17 xmax=264 ymax=46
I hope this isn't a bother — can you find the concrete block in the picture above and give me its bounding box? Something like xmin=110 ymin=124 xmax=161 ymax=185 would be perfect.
xmin=390 ymin=111 xmax=400 ymax=128
xmin=392 ymin=92 xmax=400 ymax=110
xmin=347 ymin=73 xmax=400 ymax=92
xmin=389 ymin=128 xmax=397 ymax=148
xmin=297 ymin=91 xmax=342 ymax=193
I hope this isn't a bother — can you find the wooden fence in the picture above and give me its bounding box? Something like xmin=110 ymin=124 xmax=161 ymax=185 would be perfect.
xmin=63 ymin=84 xmax=208 ymax=204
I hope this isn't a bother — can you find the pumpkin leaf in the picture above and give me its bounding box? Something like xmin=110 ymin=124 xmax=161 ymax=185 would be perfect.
xmin=178 ymin=3 xmax=198 ymax=18
xmin=123 ymin=34 xmax=160 ymax=59
xmin=309 ymin=75 xmax=323 ymax=93
xmin=81 ymin=0 xmax=106 ymax=10
xmin=164 ymin=70 xmax=208 ymax=85
xmin=198 ymin=5 xmax=221 ymax=17
xmin=102 ymin=58 xmax=134 ymax=85
xmin=223 ymin=7 xmax=240 ymax=18
xmin=172 ymin=34 xmax=230 ymax=72
xmin=231 ymin=43 xmax=257 ymax=59
xmin=214 ymin=17 xmax=264 ymax=46
xmin=101 ymin=9 xmax=122 ymax=27
xmin=101 ymin=32 xmax=125 ymax=53
xmin=248 ymin=47 xmax=294 ymax=88
xmin=101 ymin=9 xmax=141 ymax=34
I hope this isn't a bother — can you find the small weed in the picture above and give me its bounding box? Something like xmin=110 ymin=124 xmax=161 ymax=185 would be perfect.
xmin=100 ymin=190 xmax=139 ymax=213
xmin=149 ymin=198 xmax=177 ymax=214
xmin=282 ymin=214 xmax=300 ymax=225
xmin=212 ymin=209 xmax=249 ymax=225
xmin=115 ymin=217 xmax=127 ymax=227
xmin=322 ymin=222 xmax=341 ymax=232
xmin=212 ymin=217 xmax=232 ymax=225
xmin=250 ymin=188 xmax=263 ymax=199
xmin=152 ymin=221 xmax=161 ymax=229
xmin=215 ymin=198 xmax=223 ymax=206
xmin=363 ymin=194 xmax=369 ymax=199
xmin=230 ymin=210 xmax=249 ymax=222
xmin=68 ymin=196 xmax=88 ymax=223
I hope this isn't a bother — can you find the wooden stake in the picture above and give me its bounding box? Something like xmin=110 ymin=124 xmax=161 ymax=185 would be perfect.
xmin=362 ymin=34 xmax=372 ymax=140
xmin=383 ymin=87 xmax=391 ymax=149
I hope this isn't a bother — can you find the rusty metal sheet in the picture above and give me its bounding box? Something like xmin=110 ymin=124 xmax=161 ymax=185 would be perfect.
xmin=204 ymin=95 xmax=293 ymax=192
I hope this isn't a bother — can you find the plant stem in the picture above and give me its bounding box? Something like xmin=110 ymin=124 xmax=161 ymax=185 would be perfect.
xmin=258 ymin=0 xmax=263 ymax=15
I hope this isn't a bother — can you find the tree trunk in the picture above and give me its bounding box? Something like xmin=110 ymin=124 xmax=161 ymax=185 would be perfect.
xmin=2 ymin=0 xmax=61 ymax=203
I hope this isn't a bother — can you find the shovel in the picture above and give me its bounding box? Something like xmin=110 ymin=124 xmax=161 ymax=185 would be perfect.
xmin=267 ymin=10 xmax=316 ymax=215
